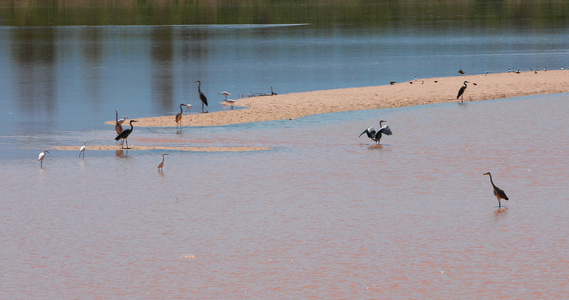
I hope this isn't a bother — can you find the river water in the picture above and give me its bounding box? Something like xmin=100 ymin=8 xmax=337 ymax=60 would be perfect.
xmin=2 ymin=3 xmax=569 ymax=298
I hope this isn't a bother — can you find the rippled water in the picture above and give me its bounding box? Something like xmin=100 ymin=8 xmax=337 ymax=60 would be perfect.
xmin=1 ymin=93 xmax=568 ymax=298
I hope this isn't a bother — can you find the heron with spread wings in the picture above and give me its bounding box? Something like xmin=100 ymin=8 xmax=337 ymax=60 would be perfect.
xmin=359 ymin=120 xmax=393 ymax=145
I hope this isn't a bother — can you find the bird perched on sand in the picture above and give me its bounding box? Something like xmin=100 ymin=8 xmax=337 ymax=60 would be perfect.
xmin=79 ymin=141 xmax=86 ymax=158
xmin=185 ymin=104 xmax=192 ymax=114
xmin=458 ymin=69 xmax=465 ymax=75
xmin=457 ymin=81 xmax=469 ymax=102
xmin=157 ymin=153 xmax=168 ymax=172
xmin=38 ymin=149 xmax=49 ymax=167
xmin=224 ymin=98 xmax=236 ymax=109
xmin=115 ymin=120 xmax=137 ymax=149
xmin=194 ymin=80 xmax=208 ymax=113
xmin=483 ymin=172 xmax=509 ymax=208
xmin=359 ymin=120 xmax=393 ymax=145
xmin=175 ymin=103 xmax=186 ymax=130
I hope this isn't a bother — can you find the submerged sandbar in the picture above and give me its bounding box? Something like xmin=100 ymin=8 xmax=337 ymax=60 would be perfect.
xmin=55 ymin=145 xmax=270 ymax=152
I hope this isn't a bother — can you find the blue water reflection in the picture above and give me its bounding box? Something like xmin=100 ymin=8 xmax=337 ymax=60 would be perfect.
xmin=1 ymin=24 xmax=569 ymax=157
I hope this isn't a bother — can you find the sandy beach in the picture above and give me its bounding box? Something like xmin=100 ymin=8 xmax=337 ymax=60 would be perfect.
xmin=111 ymin=70 xmax=569 ymax=128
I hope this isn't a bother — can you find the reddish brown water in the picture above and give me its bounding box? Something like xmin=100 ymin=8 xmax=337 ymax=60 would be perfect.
xmin=1 ymin=94 xmax=569 ymax=298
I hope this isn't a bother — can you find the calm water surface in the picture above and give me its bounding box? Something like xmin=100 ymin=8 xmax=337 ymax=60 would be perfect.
xmin=2 ymin=7 xmax=569 ymax=297
xmin=1 ymin=94 xmax=569 ymax=298
xmin=2 ymin=24 xmax=569 ymax=158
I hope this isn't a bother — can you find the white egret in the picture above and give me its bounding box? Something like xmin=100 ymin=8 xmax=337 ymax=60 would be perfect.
xmin=79 ymin=141 xmax=86 ymax=158
xmin=38 ymin=149 xmax=49 ymax=167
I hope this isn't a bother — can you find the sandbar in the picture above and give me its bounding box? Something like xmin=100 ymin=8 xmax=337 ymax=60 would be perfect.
xmin=106 ymin=70 xmax=569 ymax=127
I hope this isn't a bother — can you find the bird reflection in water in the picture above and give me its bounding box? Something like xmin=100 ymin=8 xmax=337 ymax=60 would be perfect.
xmin=115 ymin=149 xmax=128 ymax=157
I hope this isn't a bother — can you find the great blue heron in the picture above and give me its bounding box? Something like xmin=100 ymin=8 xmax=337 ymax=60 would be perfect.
xmin=175 ymin=103 xmax=186 ymax=130
xmin=79 ymin=141 xmax=86 ymax=158
xmin=38 ymin=149 xmax=49 ymax=167
xmin=195 ymin=80 xmax=208 ymax=113
xmin=157 ymin=153 xmax=168 ymax=172
xmin=115 ymin=120 xmax=137 ymax=149
xmin=359 ymin=120 xmax=393 ymax=145
xmin=457 ymin=81 xmax=469 ymax=102
xmin=115 ymin=109 xmax=122 ymax=134
xmin=483 ymin=172 xmax=509 ymax=207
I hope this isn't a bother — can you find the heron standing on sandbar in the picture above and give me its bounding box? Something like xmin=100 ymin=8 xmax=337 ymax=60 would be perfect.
xmin=457 ymin=81 xmax=469 ymax=102
xmin=115 ymin=109 xmax=123 ymax=134
xmin=115 ymin=120 xmax=137 ymax=149
xmin=175 ymin=103 xmax=186 ymax=130
xmin=483 ymin=172 xmax=509 ymax=207
xmin=157 ymin=153 xmax=168 ymax=172
xmin=38 ymin=149 xmax=49 ymax=167
xmin=359 ymin=120 xmax=393 ymax=145
xmin=195 ymin=80 xmax=208 ymax=113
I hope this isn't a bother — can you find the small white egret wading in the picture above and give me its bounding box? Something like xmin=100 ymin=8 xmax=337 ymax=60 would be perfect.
xmin=79 ymin=141 xmax=86 ymax=158
xmin=38 ymin=149 xmax=49 ymax=167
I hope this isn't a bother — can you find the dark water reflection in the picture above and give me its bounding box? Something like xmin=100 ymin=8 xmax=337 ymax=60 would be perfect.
xmin=2 ymin=24 xmax=569 ymax=158
xmin=1 ymin=94 xmax=569 ymax=298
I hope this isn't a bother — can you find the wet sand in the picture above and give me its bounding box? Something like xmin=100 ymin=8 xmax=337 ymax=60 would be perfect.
xmin=108 ymin=70 xmax=569 ymax=127
xmin=55 ymin=145 xmax=270 ymax=152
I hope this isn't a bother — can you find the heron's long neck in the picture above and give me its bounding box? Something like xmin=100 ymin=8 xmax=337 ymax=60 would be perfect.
xmin=488 ymin=174 xmax=496 ymax=187
xmin=116 ymin=111 xmax=119 ymax=122
xmin=161 ymin=156 xmax=165 ymax=163
xmin=130 ymin=121 xmax=135 ymax=130
xmin=197 ymin=82 xmax=202 ymax=93
xmin=180 ymin=105 xmax=184 ymax=113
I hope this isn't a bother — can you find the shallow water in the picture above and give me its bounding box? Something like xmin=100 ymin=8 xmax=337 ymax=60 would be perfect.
xmin=1 ymin=93 xmax=568 ymax=298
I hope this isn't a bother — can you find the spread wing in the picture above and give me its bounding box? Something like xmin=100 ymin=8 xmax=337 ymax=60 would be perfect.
xmin=379 ymin=125 xmax=392 ymax=136
xmin=359 ymin=127 xmax=376 ymax=138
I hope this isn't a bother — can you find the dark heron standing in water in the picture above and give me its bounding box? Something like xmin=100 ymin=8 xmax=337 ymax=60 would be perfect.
xmin=115 ymin=120 xmax=137 ymax=149
xmin=483 ymin=172 xmax=509 ymax=207
xmin=194 ymin=80 xmax=208 ymax=113
xmin=157 ymin=153 xmax=168 ymax=172
xmin=359 ymin=120 xmax=393 ymax=145
xmin=457 ymin=81 xmax=469 ymax=102
xmin=175 ymin=103 xmax=186 ymax=130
